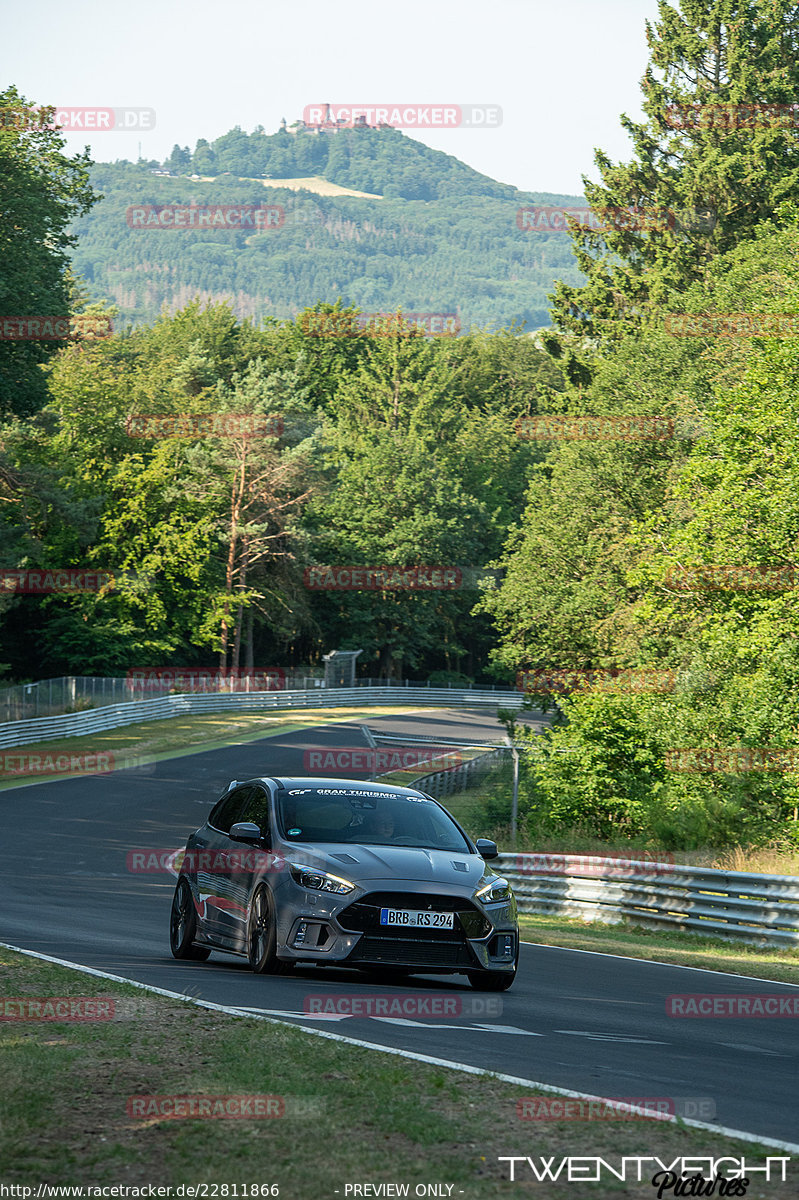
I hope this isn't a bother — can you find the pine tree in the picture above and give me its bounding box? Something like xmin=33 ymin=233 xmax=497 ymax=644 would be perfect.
xmin=550 ymin=0 xmax=799 ymax=347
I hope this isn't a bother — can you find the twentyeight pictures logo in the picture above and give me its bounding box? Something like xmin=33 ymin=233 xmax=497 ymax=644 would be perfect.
xmin=302 ymin=103 xmax=501 ymax=128
xmin=497 ymin=1156 xmax=788 ymax=1183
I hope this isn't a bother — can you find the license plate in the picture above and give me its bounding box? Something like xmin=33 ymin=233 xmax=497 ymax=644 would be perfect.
xmin=379 ymin=908 xmax=454 ymax=929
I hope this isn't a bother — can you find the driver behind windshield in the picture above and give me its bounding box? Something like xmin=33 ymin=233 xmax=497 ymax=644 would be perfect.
xmin=361 ymin=807 xmax=396 ymax=843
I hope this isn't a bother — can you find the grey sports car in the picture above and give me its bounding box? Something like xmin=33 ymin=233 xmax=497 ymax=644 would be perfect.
xmin=169 ymin=776 xmax=518 ymax=990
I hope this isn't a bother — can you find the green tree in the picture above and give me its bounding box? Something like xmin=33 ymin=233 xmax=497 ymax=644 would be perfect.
xmin=550 ymin=0 xmax=799 ymax=348
xmin=0 ymin=86 xmax=99 ymax=418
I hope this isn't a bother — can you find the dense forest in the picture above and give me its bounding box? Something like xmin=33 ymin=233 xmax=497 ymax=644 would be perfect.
xmin=6 ymin=0 xmax=799 ymax=851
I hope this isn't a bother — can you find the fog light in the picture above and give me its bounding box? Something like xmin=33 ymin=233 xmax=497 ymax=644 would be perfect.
xmin=294 ymin=922 xmax=308 ymax=946
xmin=489 ymin=931 xmax=513 ymax=960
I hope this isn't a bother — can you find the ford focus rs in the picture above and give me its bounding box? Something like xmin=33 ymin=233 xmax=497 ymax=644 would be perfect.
xmin=169 ymin=776 xmax=518 ymax=990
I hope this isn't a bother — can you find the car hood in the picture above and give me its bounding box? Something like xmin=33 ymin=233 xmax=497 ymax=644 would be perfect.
xmin=284 ymin=842 xmax=489 ymax=886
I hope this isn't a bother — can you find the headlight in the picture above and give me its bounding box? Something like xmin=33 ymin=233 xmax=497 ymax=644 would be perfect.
xmin=288 ymin=863 xmax=355 ymax=895
xmin=474 ymin=876 xmax=512 ymax=904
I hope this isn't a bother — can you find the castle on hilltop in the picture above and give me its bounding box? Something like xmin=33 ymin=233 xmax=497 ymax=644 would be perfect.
xmin=281 ymin=105 xmax=391 ymax=135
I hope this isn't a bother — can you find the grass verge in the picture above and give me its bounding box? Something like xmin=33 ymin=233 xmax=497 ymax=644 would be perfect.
xmin=519 ymin=913 xmax=799 ymax=985
xmin=0 ymin=948 xmax=791 ymax=1197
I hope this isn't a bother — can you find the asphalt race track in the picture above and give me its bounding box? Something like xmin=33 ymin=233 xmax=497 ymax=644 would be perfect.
xmin=1 ymin=708 xmax=798 ymax=1146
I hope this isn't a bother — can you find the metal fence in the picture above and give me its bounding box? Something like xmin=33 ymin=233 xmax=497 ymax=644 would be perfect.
xmin=0 ymin=674 xmax=517 ymax=724
xmin=496 ymin=853 xmax=799 ymax=947
xmin=410 ymin=747 xmax=511 ymax=797
xmin=0 ymin=686 xmax=525 ymax=750
xmin=0 ymin=675 xmax=299 ymax=722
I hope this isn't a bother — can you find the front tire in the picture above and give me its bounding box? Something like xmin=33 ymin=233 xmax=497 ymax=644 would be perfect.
xmin=170 ymin=878 xmax=211 ymax=961
xmin=247 ymin=885 xmax=289 ymax=974
xmin=467 ymin=939 xmax=518 ymax=991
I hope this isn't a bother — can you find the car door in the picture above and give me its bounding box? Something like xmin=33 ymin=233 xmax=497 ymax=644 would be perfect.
xmin=199 ymin=785 xmax=257 ymax=941
xmin=221 ymin=785 xmax=272 ymax=949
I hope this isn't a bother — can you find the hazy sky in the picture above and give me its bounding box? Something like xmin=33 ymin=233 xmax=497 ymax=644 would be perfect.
xmin=6 ymin=0 xmax=661 ymax=194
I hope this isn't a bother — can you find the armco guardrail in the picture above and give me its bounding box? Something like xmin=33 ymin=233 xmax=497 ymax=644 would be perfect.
xmin=498 ymin=853 xmax=799 ymax=947
xmin=0 ymin=674 xmax=517 ymax=723
xmin=411 ymin=747 xmax=511 ymax=797
xmin=0 ymin=687 xmax=524 ymax=750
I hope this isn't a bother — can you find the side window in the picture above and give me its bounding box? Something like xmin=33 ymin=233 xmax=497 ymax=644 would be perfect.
xmin=238 ymin=787 xmax=270 ymax=834
xmin=208 ymin=786 xmax=255 ymax=834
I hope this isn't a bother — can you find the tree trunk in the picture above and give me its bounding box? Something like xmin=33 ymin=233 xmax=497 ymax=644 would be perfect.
xmin=219 ymin=450 xmax=246 ymax=672
xmin=244 ymin=606 xmax=254 ymax=670
xmin=231 ymin=538 xmax=249 ymax=671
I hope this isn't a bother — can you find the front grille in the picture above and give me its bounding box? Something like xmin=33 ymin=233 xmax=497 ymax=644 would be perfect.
xmin=339 ymin=891 xmax=491 ymax=939
xmin=347 ymin=936 xmax=475 ymax=968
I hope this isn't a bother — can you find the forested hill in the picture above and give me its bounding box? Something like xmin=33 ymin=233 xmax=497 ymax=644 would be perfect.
xmin=174 ymin=122 xmax=519 ymax=201
xmin=70 ymin=123 xmax=586 ymax=331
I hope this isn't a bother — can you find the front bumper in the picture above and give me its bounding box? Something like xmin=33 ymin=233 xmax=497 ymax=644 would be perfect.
xmin=274 ymin=881 xmax=518 ymax=973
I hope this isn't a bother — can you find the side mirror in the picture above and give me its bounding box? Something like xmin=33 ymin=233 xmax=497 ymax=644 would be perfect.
xmin=230 ymin=821 xmax=263 ymax=844
xmin=475 ymin=838 xmax=499 ymax=860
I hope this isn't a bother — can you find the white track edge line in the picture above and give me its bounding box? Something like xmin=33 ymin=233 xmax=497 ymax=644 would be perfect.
xmin=520 ymin=940 xmax=799 ymax=987
xmin=2 ymin=940 xmax=797 ymax=1155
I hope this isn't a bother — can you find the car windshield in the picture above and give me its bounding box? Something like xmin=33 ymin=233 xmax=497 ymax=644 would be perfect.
xmin=275 ymin=787 xmax=471 ymax=852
